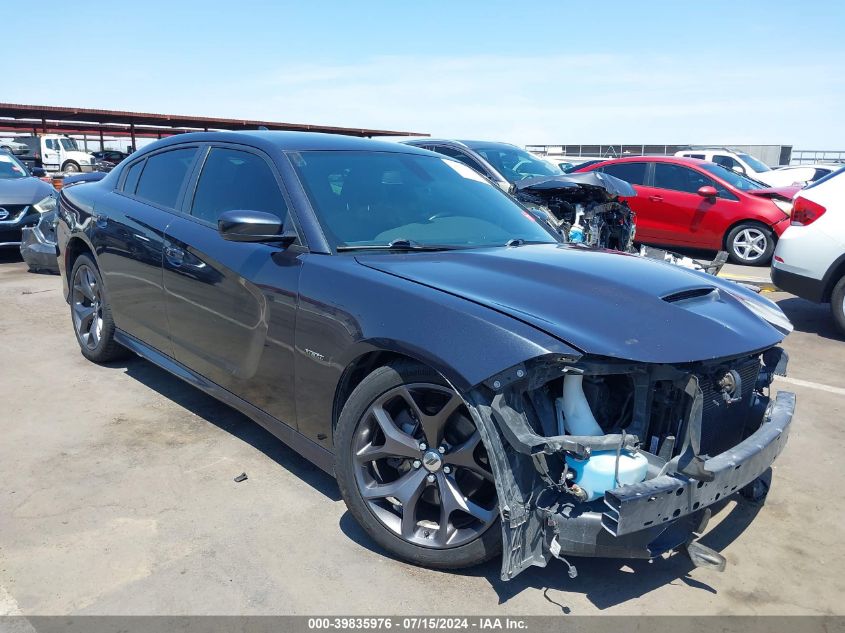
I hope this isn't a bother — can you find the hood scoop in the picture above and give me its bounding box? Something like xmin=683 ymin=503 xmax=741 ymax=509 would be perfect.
xmin=662 ymin=287 xmax=719 ymax=304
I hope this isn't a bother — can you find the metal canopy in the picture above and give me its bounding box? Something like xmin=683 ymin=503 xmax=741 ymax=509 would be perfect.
xmin=0 ymin=103 xmax=427 ymax=143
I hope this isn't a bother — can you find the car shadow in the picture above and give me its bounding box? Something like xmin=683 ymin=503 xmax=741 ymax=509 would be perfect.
xmin=106 ymin=354 xmax=341 ymax=502
xmin=104 ymin=345 xmax=766 ymax=609
xmin=0 ymin=250 xmax=22 ymax=264
xmin=774 ymin=296 xmax=843 ymax=341
xmin=338 ymin=495 xmax=763 ymax=611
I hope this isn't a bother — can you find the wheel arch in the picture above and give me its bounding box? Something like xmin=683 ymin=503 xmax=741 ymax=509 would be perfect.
xmin=64 ymin=235 xmax=97 ymax=278
xmin=821 ymin=252 xmax=845 ymax=302
xmin=332 ymin=348 xmax=456 ymax=433
xmin=722 ymin=217 xmax=776 ymax=251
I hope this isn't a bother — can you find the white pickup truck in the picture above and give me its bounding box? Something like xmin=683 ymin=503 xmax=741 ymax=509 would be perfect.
xmin=15 ymin=134 xmax=96 ymax=173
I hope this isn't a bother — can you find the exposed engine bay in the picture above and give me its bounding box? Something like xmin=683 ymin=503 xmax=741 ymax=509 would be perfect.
xmin=513 ymin=172 xmax=730 ymax=275
xmin=513 ymin=171 xmax=637 ymax=252
xmin=465 ymin=346 xmax=793 ymax=581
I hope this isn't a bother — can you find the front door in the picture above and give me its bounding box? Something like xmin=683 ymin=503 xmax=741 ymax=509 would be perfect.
xmin=42 ymin=138 xmax=60 ymax=171
xmin=162 ymin=145 xmax=303 ymax=428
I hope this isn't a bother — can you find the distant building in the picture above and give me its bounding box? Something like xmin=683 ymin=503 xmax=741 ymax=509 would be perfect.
xmin=526 ymin=144 xmax=793 ymax=167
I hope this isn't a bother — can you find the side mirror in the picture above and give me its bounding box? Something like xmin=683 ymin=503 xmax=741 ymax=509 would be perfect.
xmin=731 ymin=165 xmax=746 ymax=175
xmin=30 ymin=167 xmax=47 ymax=178
xmin=218 ymin=210 xmax=295 ymax=245
xmin=697 ymin=185 xmax=718 ymax=199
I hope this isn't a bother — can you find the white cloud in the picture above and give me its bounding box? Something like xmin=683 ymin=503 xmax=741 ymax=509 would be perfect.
xmin=236 ymin=53 xmax=844 ymax=147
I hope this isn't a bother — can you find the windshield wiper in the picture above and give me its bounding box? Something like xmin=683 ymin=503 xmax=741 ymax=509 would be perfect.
xmin=505 ymin=238 xmax=554 ymax=247
xmin=336 ymin=239 xmax=464 ymax=252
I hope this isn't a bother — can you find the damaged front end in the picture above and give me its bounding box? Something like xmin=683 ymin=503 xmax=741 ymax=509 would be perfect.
xmin=513 ymin=172 xmax=637 ymax=252
xmin=464 ymin=348 xmax=794 ymax=581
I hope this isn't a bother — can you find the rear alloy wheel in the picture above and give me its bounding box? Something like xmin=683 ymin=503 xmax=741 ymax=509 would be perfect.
xmin=831 ymin=275 xmax=845 ymax=335
xmin=726 ymin=223 xmax=775 ymax=266
xmin=335 ymin=362 xmax=501 ymax=569
xmin=69 ymin=254 xmax=128 ymax=363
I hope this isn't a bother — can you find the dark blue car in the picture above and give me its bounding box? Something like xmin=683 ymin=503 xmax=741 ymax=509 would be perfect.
xmin=56 ymin=132 xmax=795 ymax=580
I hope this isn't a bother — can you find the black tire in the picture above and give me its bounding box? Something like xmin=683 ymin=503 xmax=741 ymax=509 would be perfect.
xmin=335 ymin=360 xmax=501 ymax=569
xmin=69 ymin=253 xmax=128 ymax=363
xmin=725 ymin=222 xmax=775 ymax=266
xmin=62 ymin=161 xmax=80 ymax=173
xmin=831 ymin=275 xmax=845 ymax=336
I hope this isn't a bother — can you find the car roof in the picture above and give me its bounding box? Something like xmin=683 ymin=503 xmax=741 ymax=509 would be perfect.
xmin=135 ymin=131 xmax=433 ymax=156
xmin=402 ymin=138 xmax=522 ymax=152
xmin=594 ymin=155 xmax=712 ymax=168
xmin=779 ymin=163 xmax=839 ymax=169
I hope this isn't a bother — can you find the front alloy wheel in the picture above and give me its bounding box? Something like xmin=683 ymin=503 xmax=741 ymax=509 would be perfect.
xmin=726 ymin=223 xmax=774 ymax=265
xmin=336 ymin=362 xmax=501 ymax=569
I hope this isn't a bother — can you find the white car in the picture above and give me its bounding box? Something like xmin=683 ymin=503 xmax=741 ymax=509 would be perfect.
xmin=756 ymin=163 xmax=841 ymax=188
xmin=674 ymin=148 xmax=774 ymax=181
xmin=771 ymin=166 xmax=845 ymax=333
xmin=0 ymin=138 xmax=28 ymax=155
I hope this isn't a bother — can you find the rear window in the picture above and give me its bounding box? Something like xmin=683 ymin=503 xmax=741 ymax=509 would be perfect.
xmin=122 ymin=160 xmax=144 ymax=194
xmin=600 ymin=162 xmax=647 ymax=186
xmin=805 ymin=165 xmax=845 ymax=190
xmin=135 ymin=148 xmax=197 ymax=209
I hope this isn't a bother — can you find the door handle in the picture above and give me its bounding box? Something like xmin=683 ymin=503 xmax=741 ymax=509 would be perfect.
xmin=164 ymin=245 xmax=185 ymax=267
xmin=648 ymin=195 xmax=664 ymax=202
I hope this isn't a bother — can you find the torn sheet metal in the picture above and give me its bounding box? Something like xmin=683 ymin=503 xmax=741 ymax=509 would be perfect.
xmin=463 ymin=348 xmax=794 ymax=581
xmin=513 ymin=172 xmax=636 ymax=252
xmin=20 ymin=209 xmax=59 ymax=274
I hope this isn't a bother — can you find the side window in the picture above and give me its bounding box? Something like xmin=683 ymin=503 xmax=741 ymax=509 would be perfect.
xmin=653 ymin=163 xmax=713 ymax=194
xmin=190 ymin=147 xmax=289 ymax=225
xmin=46 ymin=139 xmax=56 ymax=150
xmin=431 ymin=145 xmax=487 ymax=175
xmin=601 ymin=162 xmax=647 ymax=186
xmin=122 ymin=160 xmax=144 ymax=194
xmin=135 ymin=147 xmax=197 ymax=209
xmin=712 ymin=155 xmax=742 ymax=172
xmin=688 ymin=153 xmax=706 ymax=160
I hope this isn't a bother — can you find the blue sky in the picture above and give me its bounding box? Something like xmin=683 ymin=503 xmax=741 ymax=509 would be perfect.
xmin=4 ymin=1 xmax=844 ymax=148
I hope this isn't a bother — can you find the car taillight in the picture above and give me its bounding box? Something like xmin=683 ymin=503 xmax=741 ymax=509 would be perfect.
xmin=791 ymin=196 xmax=826 ymax=226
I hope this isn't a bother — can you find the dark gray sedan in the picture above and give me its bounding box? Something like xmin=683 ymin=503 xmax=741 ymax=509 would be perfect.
xmin=0 ymin=150 xmax=55 ymax=249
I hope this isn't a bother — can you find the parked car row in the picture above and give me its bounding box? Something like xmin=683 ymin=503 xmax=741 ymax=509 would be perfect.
xmin=53 ymin=131 xmax=795 ymax=581
xmin=576 ymin=156 xmax=798 ymax=265
xmin=0 ymin=135 xmax=132 ymax=175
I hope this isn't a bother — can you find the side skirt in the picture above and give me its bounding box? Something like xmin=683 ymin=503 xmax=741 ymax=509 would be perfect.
xmin=115 ymin=329 xmax=336 ymax=475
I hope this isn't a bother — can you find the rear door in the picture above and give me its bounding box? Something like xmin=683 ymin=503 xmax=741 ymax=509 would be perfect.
xmin=94 ymin=145 xmax=199 ymax=354
xmin=162 ymin=143 xmax=304 ymax=428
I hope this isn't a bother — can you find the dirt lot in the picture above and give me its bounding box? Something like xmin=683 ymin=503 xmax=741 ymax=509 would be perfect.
xmin=1 ymin=254 xmax=843 ymax=616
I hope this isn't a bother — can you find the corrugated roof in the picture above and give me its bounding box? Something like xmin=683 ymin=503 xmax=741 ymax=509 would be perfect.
xmin=0 ymin=103 xmax=427 ymax=138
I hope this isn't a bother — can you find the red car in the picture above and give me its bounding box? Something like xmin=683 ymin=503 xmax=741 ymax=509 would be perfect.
xmin=576 ymin=156 xmax=798 ymax=265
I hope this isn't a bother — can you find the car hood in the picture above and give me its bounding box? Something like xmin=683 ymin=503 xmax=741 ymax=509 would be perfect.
xmin=514 ymin=171 xmax=637 ymax=199
xmin=747 ymin=185 xmax=800 ymax=201
xmin=0 ymin=177 xmax=55 ymax=204
xmin=356 ymin=244 xmax=787 ymax=364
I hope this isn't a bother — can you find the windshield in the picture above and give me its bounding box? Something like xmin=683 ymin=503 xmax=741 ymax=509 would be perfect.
xmin=472 ymin=146 xmax=562 ymax=183
xmin=291 ymin=150 xmax=558 ymax=250
xmin=59 ymin=138 xmax=80 ymax=151
xmin=697 ymin=161 xmax=770 ymax=191
xmin=805 ymin=165 xmax=845 ymax=190
xmin=737 ymin=152 xmax=771 ymax=173
xmin=0 ymin=152 xmax=29 ymax=180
